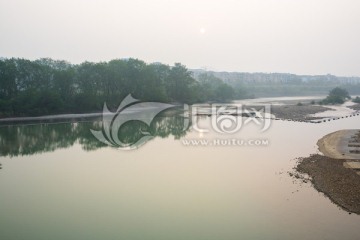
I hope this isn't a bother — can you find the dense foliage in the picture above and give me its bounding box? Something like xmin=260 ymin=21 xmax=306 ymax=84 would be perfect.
xmin=0 ymin=58 xmax=247 ymax=117
xmin=353 ymin=96 xmax=360 ymax=103
xmin=320 ymin=87 xmax=351 ymax=105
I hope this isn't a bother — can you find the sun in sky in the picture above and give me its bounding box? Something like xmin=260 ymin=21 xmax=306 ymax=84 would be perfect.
xmin=200 ymin=27 xmax=206 ymax=34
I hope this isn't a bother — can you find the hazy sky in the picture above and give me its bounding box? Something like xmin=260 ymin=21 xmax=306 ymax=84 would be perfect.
xmin=0 ymin=0 xmax=359 ymax=76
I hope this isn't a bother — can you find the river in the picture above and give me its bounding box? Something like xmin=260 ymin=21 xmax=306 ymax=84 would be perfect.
xmin=0 ymin=97 xmax=359 ymax=240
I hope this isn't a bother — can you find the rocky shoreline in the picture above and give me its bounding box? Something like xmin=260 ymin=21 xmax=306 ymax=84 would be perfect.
xmin=270 ymin=105 xmax=332 ymax=122
xmin=349 ymin=103 xmax=360 ymax=111
xmin=295 ymin=154 xmax=360 ymax=214
xmin=294 ymin=129 xmax=360 ymax=214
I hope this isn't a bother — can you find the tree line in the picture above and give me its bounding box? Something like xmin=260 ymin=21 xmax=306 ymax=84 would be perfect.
xmin=0 ymin=58 xmax=249 ymax=117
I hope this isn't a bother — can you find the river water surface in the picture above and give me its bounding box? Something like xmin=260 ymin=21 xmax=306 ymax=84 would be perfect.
xmin=0 ymin=97 xmax=359 ymax=240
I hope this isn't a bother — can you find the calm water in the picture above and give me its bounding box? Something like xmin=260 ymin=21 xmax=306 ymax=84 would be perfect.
xmin=1 ymin=99 xmax=360 ymax=240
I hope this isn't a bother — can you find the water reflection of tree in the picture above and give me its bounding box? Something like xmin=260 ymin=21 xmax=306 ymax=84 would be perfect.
xmin=0 ymin=116 xmax=190 ymax=157
xmin=118 ymin=116 xmax=189 ymax=145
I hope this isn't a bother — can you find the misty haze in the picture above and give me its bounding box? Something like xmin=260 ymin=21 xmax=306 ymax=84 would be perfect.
xmin=1 ymin=1 xmax=360 ymax=240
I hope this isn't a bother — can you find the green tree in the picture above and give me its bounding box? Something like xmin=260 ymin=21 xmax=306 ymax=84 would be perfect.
xmin=166 ymin=63 xmax=197 ymax=103
xmin=321 ymin=87 xmax=350 ymax=104
xmin=0 ymin=57 xmax=247 ymax=117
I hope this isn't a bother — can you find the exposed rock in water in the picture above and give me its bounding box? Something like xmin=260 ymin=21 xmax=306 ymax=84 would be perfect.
xmin=270 ymin=105 xmax=332 ymax=121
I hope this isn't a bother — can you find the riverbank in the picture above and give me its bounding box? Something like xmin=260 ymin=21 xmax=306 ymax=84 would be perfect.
xmin=349 ymin=103 xmax=360 ymax=111
xmin=1 ymin=99 xmax=358 ymax=125
xmin=270 ymin=105 xmax=331 ymax=121
xmin=317 ymin=130 xmax=360 ymax=160
xmin=0 ymin=106 xmax=184 ymax=125
xmin=295 ymin=154 xmax=360 ymax=214
xmin=294 ymin=129 xmax=360 ymax=214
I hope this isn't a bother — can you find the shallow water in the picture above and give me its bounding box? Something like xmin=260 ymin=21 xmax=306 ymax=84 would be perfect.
xmin=311 ymin=101 xmax=358 ymax=118
xmin=0 ymin=98 xmax=360 ymax=240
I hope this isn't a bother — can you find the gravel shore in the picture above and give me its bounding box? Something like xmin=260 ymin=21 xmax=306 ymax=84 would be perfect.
xmin=294 ymin=129 xmax=360 ymax=214
xmin=349 ymin=103 xmax=360 ymax=111
xmin=296 ymin=154 xmax=360 ymax=214
xmin=270 ymin=105 xmax=332 ymax=121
